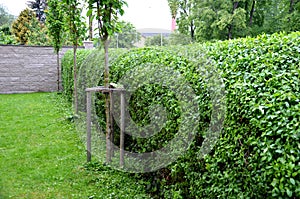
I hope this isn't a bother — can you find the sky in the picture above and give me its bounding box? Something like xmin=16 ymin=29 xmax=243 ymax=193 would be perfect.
xmin=0 ymin=0 xmax=172 ymax=30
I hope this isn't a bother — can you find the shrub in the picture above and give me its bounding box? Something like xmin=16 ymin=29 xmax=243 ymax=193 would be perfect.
xmin=162 ymin=32 xmax=300 ymax=198
xmin=61 ymin=48 xmax=93 ymax=102
xmin=61 ymin=31 xmax=300 ymax=198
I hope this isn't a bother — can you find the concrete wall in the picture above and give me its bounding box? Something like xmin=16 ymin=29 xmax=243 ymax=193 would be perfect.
xmin=0 ymin=45 xmax=73 ymax=94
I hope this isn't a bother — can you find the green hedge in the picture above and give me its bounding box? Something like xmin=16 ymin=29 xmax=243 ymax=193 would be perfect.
xmin=61 ymin=32 xmax=300 ymax=198
xmin=61 ymin=48 xmax=93 ymax=103
xmin=161 ymin=32 xmax=300 ymax=198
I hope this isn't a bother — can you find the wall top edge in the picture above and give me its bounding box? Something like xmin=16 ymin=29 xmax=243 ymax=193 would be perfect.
xmin=0 ymin=44 xmax=84 ymax=48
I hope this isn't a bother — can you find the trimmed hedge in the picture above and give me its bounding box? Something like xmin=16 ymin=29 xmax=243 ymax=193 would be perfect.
xmin=61 ymin=49 xmax=93 ymax=103
xmin=161 ymin=32 xmax=300 ymax=198
xmin=61 ymin=32 xmax=300 ymax=198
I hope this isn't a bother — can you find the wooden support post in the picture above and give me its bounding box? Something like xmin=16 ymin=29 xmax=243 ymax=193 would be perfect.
xmin=105 ymin=92 xmax=111 ymax=163
xmin=120 ymin=91 xmax=125 ymax=167
xmin=110 ymin=90 xmax=114 ymax=157
xmin=87 ymin=91 xmax=92 ymax=162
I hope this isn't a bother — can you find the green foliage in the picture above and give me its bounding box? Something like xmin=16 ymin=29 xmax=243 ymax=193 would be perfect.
xmin=61 ymin=49 xmax=93 ymax=102
xmin=62 ymin=0 xmax=86 ymax=47
xmin=177 ymin=0 xmax=300 ymax=42
xmin=0 ymin=29 xmax=17 ymax=44
xmin=145 ymin=35 xmax=168 ymax=47
xmin=11 ymin=8 xmax=34 ymax=44
xmin=162 ymin=31 xmax=300 ymax=198
xmin=61 ymin=31 xmax=300 ymax=198
xmin=109 ymin=21 xmax=141 ymax=48
xmin=27 ymin=19 xmax=50 ymax=45
xmin=0 ymin=4 xmax=15 ymax=27
xmin=11 ymin=8 xmax=50 ymax=45
xmin=46 ymin=0 xmax=65 ymax=53
xmin=167 ymin=0 xmax=179 ymax=18
xmin=61 ymin=48 xmax=126 ymax=103
xmin=87 ymin=0 xmax=127 ymax=41
xmin=167 ymin=31 xmax=192 ymax=45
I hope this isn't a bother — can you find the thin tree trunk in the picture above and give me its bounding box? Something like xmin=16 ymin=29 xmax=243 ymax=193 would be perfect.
xmin=88 ymin=1 xmax=93 ymax=41
xmin=228 ymin=25 xmax=233 ymax=40
xmin=73 ymin=46 xmax=78 ymax=114
xmin=104 ymin=39 xmax=111 ymax=163
xmin=89 ymin=15 xmax=93 ymax=40
xmin=249 ymin=0 xmax=255 ymax=26
xmin=289 ymin=0 xmax=295 ymax=13
xmin=57 ymin=51 xmax=60 ymax=91
xmin=228 ymin=1 xmax=239 ymax=39
xmin=190 ymin=21 xmax=195 ymax=41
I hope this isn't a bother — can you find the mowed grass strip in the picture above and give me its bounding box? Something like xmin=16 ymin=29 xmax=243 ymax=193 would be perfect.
xmin=0 ymin=93 xmax=149 ymax=199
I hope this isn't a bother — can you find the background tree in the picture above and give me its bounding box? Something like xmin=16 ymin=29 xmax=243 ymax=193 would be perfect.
xmin=191 ymin=0 xmax=247 ymax=41
xmin=167 ymin=31 xmax=191 ymax=45
xmin=87 ymin=0 xmax=93 ymax=40
xmin=0 ymin=4 xmax=16 ymax=44
xmin=0 ymin=4 xmax=15 ymax=27
xmin=11 ymin=8 xmax=49 ymax=45
xmin=109 ymin=21 xmax=141 ymax=48
xmin=176 ymin=0 xmax=300 ymax=42
xmin=47 ymin=0 xmax=65 ymax=91
xmin=11 ymin=9 xmax=34 ymax=44
xmin=0 ymin=30 xmax=17 ymax=44
xmin=27 ymin=0 xmax=47 ymax=23
xmin=62 ymin=0 xmax=86 ymax=114
xmin=145 ymin=34 xmax=168 ymax=47
xmin=167 ymin=0 xmax=179 ymax=31
xmin=26 ymin=18 xmax=50 ymax=45
xmin=177 ymin=0 xmax=196 ymax=41
xmin=285 ymin=0 xmax=300 ymax=31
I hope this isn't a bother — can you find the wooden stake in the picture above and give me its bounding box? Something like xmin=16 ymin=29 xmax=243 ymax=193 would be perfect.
xmin=110 ymin=90 xmax=114 ymax=157
xmin=120 ymin=91 xmax=125 ymax=167
xmin=86 ymin=91 xmax=92 ymax=162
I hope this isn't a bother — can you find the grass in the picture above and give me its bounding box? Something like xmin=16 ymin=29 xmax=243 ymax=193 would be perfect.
xmin=0 ymin=93 xmax=149 ymax=198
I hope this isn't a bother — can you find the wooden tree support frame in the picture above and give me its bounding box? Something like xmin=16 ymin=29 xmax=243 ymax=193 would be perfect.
xmin=86 ymin=86 xmax=125 ymax=167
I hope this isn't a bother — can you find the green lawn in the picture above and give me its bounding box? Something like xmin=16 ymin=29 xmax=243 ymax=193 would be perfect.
xmin=0 ymin=93 xmax=149 ymax=198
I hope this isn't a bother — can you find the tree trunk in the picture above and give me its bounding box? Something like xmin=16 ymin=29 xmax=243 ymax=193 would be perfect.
xmin=88 ymin=1 xmax=93 ymax=40
xmin=73 ymin=46 xmax=78 ymax=114
xmin=57 ymin=51 xmax=60 ymax=91
xmin=104 ymin=39 xmax=111 ymax=163
xmin=190 ymin=21 xmax=195 ymax=41
xmin=249 ymin=0 xmax=255 ymax=26
xmin=289 ymin=0 xmax=295 ymax=13
xmin=228 ymin=1 xmax=239 ymax=39
xmin=89 ymin=15 xmax=93 ymax=40
xmin=228 ymin=25 xmax=233 ymax=40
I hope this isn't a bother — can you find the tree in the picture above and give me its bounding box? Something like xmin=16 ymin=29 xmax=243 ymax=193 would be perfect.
xmin=47 ymin=0 xmax=65 ymax=91
xmin=27 ymin=18 xmax=50 ymax=45
xmin=109 ymin=21 xmax=141 ymax=48
xmin=87 ymin=0 xmax=93 ymax=40
xmin=168 ymin=31 xmax=192 ymax=45
xmin=284 ymin=0 xmax=300 ymax=31
xmin=0 ymin=4 xmax=15 ymax=27
xmin=191 ymin=0 xmax=247 ymax=40
xmin=87 ymin=0 xmax=127 ymax=163
xmin=177 ymin=0 xmax=196 ymax=41
xmin=0 ymin=4 xmax=16 ymax=44
xmin=62 ymin=0 xmax=86 ymax=113
xmin=145 ymin=34 xmax=168 ymax=46
xmin=0 ymin=31 xmax=17 ymax=44
xmin=27 ymin=0 xmax=47 ymax=23
xmin=167 ymin=0 xmax=179 ymax=31
xmin=11 ymin=8 xmax=49 ymax=45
